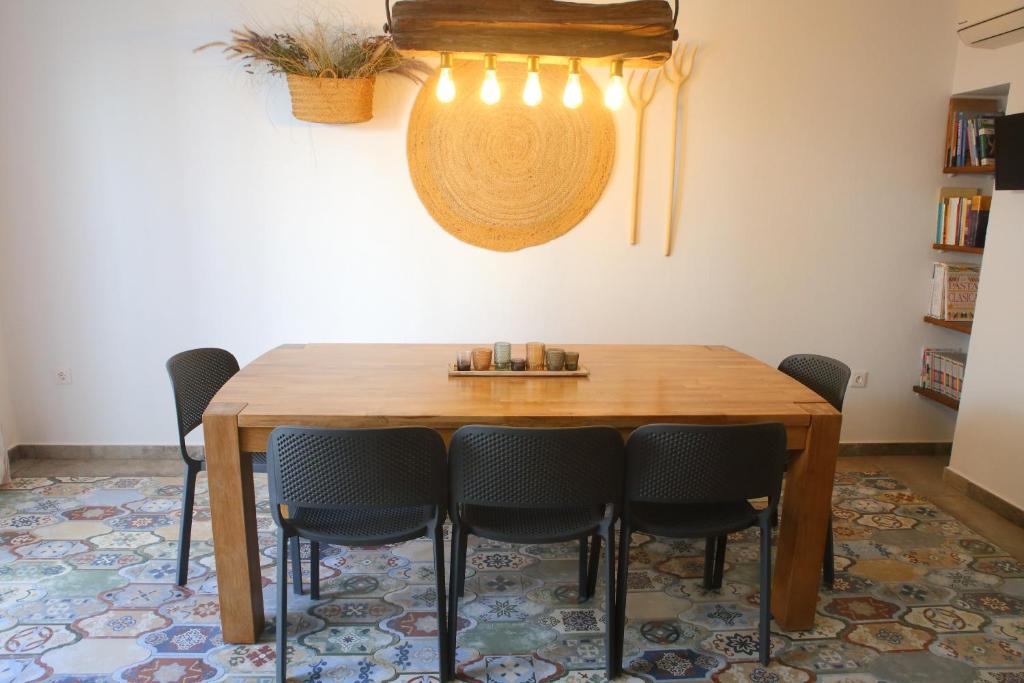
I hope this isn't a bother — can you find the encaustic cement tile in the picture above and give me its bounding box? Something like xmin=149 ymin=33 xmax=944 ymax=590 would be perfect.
xmin=2 ymin=471 xmax=1024 ymax=681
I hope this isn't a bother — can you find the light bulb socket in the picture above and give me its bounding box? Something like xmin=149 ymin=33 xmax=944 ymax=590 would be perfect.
xmin=483 ymin=54 xmax=497 ymax=71
xmin=526 ymin=56 xmax=540 ymax=72
xmin=610 ymin=59 xmax=624 ymax=78
xmin=439 ymin=52 xmax=453 ymax=69
xmin=568 ymin=57 xmax=581 ymax=75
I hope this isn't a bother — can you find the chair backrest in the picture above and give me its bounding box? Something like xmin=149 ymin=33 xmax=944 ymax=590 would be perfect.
xmin=166 ymin=348 xmax=240 ymax=446
xmin=266 ymin=426 xmax=447 ymax=515
xmin=778 ymin=354 xmax=851 ymax=412
xmin=448 ymin=426 xmax=624 ymax=509
xmin=624 ymin=423 xmax=788 ymax=506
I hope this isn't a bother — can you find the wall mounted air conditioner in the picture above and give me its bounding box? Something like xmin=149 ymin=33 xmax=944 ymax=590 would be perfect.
xmin=957 ymin=0 xmax=1024 ymax=48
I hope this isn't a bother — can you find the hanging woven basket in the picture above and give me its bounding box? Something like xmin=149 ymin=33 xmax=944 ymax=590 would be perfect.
xmin=285 ymin=74 xmax=376 ymax=124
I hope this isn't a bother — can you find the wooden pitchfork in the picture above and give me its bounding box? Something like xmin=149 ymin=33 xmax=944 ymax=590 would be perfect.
xmin=627 ymin=68 xmax=660 ymax=245
xmin=662 ymin=43 xmax=697 ymax=256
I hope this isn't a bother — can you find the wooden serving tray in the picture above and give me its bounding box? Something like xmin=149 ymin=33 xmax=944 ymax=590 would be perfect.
xmin=448 ymin=364 xmax=589 ymax=378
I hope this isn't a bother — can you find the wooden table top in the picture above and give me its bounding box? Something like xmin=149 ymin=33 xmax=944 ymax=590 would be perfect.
xmin=211 ymin=344 xmax=833 ymax=429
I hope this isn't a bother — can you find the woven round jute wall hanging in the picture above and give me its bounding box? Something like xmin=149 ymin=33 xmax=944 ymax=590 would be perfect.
xmin=408 ymin=60 xmax=615 ymax=252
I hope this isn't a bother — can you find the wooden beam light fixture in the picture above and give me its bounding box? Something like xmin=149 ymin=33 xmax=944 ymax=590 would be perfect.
xmin=385 ymin=0 xmax=679 ymax=109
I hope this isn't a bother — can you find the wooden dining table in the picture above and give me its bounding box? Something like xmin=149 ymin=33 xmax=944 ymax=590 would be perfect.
xmin=203 ymin=343 xmax=840 ymax=642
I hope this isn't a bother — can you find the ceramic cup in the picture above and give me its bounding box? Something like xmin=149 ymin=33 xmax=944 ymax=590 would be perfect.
xmin=511 ymin=358 xmax=527 ymax=371
xmin=456 ymin=350 xmax=472 ymax=371
xmin=526 ymin=342 xmax=546 ymax=370
xmin=564 ymin=351 xmax=580 ymax=371
xmin=494 ymin=341 xmax=512 ymax=370
xmin=545 ymin=347 xmax=566 ymax=371
xmin=472 ymin=347 xmax=493 ymax=371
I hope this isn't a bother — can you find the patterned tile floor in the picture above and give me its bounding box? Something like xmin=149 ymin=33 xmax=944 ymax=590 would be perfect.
xmin=1 ymin=471 xmax=1023 ymax=682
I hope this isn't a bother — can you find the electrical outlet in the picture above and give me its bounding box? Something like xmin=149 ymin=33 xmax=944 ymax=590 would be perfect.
xmin=55 ymin=368 xmax=73 ymax=385
xmin=851 ymin=370 xmax=868 ymax=388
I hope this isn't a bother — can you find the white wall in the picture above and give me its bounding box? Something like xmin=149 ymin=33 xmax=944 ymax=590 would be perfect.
xmin=0 ymin=319 xmax=16 ymax=448
xmin=0 ymin=0 xmax=962 ymax=447
xmin=948 ymin=40 xmax=1024 ymax=509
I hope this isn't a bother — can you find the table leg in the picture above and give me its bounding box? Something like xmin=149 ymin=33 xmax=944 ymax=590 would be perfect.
xmin=204 ymin=402 xmax=264 ymax=643
xmin=771 ymin=405 xmax=841 ymax=631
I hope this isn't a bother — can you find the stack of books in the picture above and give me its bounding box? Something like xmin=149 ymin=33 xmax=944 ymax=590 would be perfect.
xmin=929 ymin=262 xmax=980 ymax=321
xmin=947 ymin=110 xmax=1000 ymax=168
xmin=936 ymin=190 xmax=991 ymax=248
xmin=920 ymin=349 xmax=967 ymax=401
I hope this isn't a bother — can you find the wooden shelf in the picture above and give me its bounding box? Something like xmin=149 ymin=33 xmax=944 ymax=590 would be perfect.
xmin=924 ymin=316 xmax=972 ymax=333
xmin=943 ymin=165 xmax=995 ymax=175
xmin=913 ymin=385 xmax=960 ymax=410
xmin=932 ymin=243 xmax=984 ymax=255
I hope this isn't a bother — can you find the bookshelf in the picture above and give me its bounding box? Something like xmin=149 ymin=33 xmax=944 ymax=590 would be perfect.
xmin=913 ymin=385 xmax=960 ymax=411
xmin=916 ymin=88 xmax=1006 ymax=411
xmin=923 ymin=316 xmax=972 ymax=334
xmin=932 ymin=243 xmax=984 ymax=255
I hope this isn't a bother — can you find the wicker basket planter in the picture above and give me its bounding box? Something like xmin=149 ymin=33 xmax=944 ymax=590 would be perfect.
xmin=285 ymin=74 xmax=376 ymax=124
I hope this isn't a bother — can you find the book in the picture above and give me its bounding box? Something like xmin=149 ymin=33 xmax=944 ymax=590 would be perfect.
xmin=947 ymin=109 xmax=1004 ymax=168
xmin=934 ymin=188 xmax=988 ymax=248
xmin=920 ymin=348 xmax=968 ymax=401
xmin=928 ymin=262 xmax=980 ymax=320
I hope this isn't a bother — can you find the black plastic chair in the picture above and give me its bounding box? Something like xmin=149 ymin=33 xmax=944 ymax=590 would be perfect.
xmin=617 ymin=423 xmax=788 ymax=667
xmin=711 ymin=354 xmax=851 ymax=589
xmin=447 ymin=426 xmax=624 ymax=680
xmin=165 ymin=348 xmax=306 ymax=592
xmin=777 ymin=354 xmax=850 ymax=588
xmin=267 ymin=426 xmax=450 ymax=683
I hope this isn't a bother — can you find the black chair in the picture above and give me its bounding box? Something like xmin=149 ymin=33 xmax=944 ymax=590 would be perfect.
xmin=447 ymin=426 xmax=624 ymax=680
xmin=617 ymin=423 xmax=788 ymax=667
xmin=777 ymin=354 xmax=850 ymax=588
xmin=267 ymin=426 xmax=450 ymax=683
xmin=165 ymin=348 xmax=307 ymax=592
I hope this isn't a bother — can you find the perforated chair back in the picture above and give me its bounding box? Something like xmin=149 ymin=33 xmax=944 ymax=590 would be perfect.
xmin=166 ymin=348 xmax=240 ymax=460
xmin=449 ymin=426 xmax=624 ymax=509
xmin=624 ymin=423 xmax=787 ymax=506
xmin=267 ymin=426 xmax=447 ymax=519
xmin=778 ymin=354 xmax=851 ymax=412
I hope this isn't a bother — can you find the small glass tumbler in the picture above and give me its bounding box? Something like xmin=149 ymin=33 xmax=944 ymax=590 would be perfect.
xmin=494 ymin=341 xmax=512 ymax=370
xmin=472 ymin=347 xmax=493 ymax=371
xmin=526 ymin=342 xmax=546 ymax=370
xmin=564 ymin=351 xmax=580 ymax=371
xmin=510 ymin=358 xmax=527 ymax=371
xmin=545 ymin=348 xmax=566 ymax=371
xmin=456 ymin=350 xmax=472 ymax=371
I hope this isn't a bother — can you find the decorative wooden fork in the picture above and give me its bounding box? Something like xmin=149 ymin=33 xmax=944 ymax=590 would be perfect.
xmin=662 ymin=43 xmax=697 ymax=256
xmin=627 ymin=68 xmax=661 ymax=245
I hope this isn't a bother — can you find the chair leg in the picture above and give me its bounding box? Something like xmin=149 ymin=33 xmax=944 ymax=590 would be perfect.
xmin=290 ymin=537 xmax=303 ymax=595
xmin=703 ymin=537 xmax=716 ymax=589
xmin=175 ymin=465 xmax=198 ymax=587
xmin=614 ymin=524 xmax=631 ymax=674
xmin=448 ymin=526 xmax=467 ymax=678
xmin=457 ymin=532 xmax=467 ymax=599
xmin=277 ymin=530 xmax=289 ymax=683
xmin=712 ymin=534 xmax=727 ymax=589
xmin=603 ymin=528 xmax=617 ymax=680
xmin=578 ymin=537 xmax=589 ymax=603
xmin=822 ymin=516 xmax=835 ymax=589
xmin=759 ymin=519 xmax=772 ymax=665
xmin=586 ymin=533 xmax=601 ymax=600
xmin=432 ymin=525 xmax=451 ymax=682
xmin=310 ymin=542 xmax=321 ymax=600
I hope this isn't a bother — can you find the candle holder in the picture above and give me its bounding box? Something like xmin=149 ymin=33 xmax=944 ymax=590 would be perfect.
xmin=545 ymin=348 xmax=566 ymax=371
xmin=526 ymin=342 xmax=546 ymax=370
xmin=456 ymin=350 xmax=472 ymax=371
xmin=494 ymin=341 xmax=512 ymax=370
xmin=472 ymin=347 xmax=493 ymax=371
xmin=564 ymin=351 xmax=580 ymax=371
xmin=511 ymin=358 xmax=526 ymax=371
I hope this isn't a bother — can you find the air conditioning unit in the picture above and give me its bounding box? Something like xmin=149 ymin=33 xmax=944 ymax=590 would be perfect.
xmin=957 ymin=0 xmax=1024 ymax=48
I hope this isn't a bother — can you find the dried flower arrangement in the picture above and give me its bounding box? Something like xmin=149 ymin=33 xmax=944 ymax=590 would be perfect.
xmin=198 ymin=20 xmax=430 ymax=124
